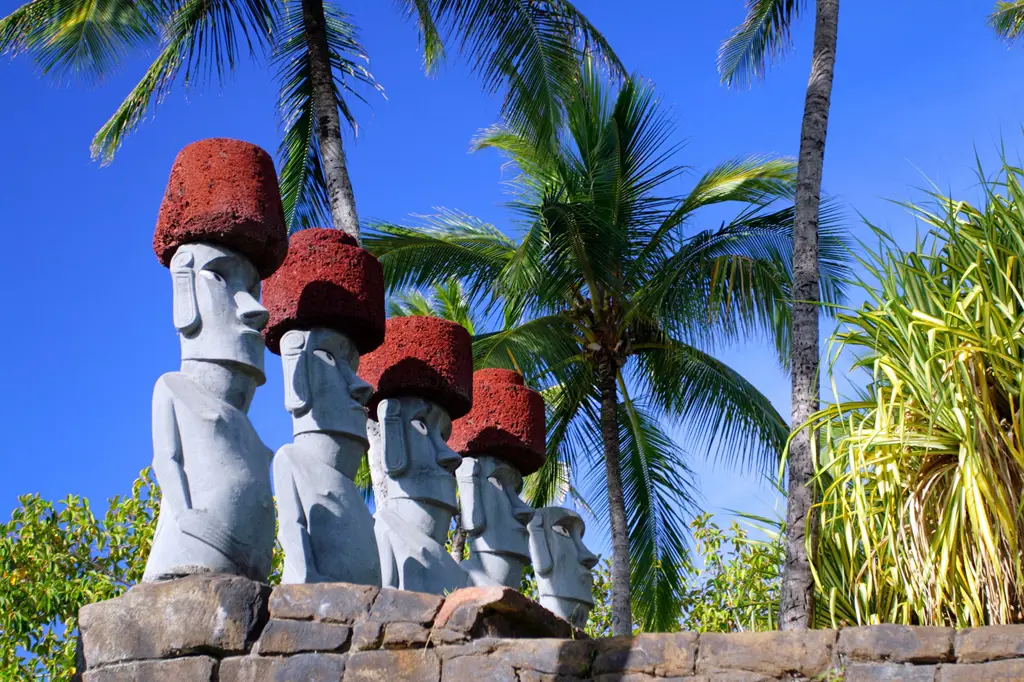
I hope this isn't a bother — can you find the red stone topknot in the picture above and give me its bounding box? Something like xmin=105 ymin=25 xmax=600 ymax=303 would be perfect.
xmin=359 ymin=316 xmax=474 ymax=421
xmin=262 ymin=228 xmax=386 ymax=355
xmin=154 ymin=138 xmax=288 ymax=279
xmin=448 ymin=369 xmax=547 ymax=476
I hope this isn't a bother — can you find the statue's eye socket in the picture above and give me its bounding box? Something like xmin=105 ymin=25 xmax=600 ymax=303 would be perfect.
xmin=200 ymin=270 xmax=225 ymax=283
xmin=313 ymin=349 xmax=336 ymax=366
xmin=411 ymin=419 xmax=428 ymax=435
xmin=552 ymin=525 xmax=571 ymax=538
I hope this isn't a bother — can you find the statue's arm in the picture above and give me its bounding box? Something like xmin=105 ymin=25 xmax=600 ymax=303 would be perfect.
xmin=274 ymin=455 xmax=319 ymax=582
xmin=152 ymin=379 xmax=191 ymax=517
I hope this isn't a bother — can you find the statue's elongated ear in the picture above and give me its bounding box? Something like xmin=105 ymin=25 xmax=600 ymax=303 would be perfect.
xmin=378 ymin=399 xmax=408 ymax=475
xmin=281 ymin=331 xmax=310 ymax=414
xmin=456 ymin=459 xmax=485 ymax=533
xmin=528 ymin=512 xmax=553 ymax=575
xmin=170 ymin=250 xmax=199 ymax=334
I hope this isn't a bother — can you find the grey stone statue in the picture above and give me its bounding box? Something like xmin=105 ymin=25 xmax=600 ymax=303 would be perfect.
xmin=456 ymin=456 xmax=535 ymax=587
xmin=144 ymin=243 xmax=276 ymax=582
xmin=368 ymin=397 xmax=471 ymax=594
xmin=274 ymin=328 xmax=381 ymax=585
xmin=527 ymin=507 xmax=599 ymax=628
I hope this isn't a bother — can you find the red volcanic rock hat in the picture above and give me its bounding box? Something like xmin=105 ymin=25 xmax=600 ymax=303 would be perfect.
xmin=448 ymin=369 xmax=547 ymax=476
xmin=262 ymin=228 xmax=386 ymax=355
xmin=154 ymin=138 xmax=288 ymax=279
xmin=359 ymin=316 xmax=474 ymax=421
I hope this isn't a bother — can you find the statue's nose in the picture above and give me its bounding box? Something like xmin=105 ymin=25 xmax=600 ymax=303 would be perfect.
xmin=511 ymin=496 xmax=535 ymax=525
xmin=348 ymin=376 xmax=373 ymax=404
xmin=437 ymin=444 xmax=461 ymax=473
xmin=578 ymin=546 xmax=599 ymax=570
xmin=236 ymin=293 xmax=269 ymax=330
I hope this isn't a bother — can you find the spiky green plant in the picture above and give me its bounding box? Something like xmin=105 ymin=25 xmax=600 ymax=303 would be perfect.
xmin=810 ymin=161 xmax=1024 ymax=626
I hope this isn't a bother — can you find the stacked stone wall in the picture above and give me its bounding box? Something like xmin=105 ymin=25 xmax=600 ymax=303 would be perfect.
xmin=76 ymin=576 xmax=1024 ymax=681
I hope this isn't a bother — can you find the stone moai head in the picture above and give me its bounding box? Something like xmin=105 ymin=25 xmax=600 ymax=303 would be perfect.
xmin=262 ymin=228 xmax=386 ymax=442
xmin=359 ymin=316 xmax=474 ymax=512
xmin=154 ymin=138 xmax=288 ymax=383
xmin=450 ymin=369 xmax=546 ymax=561
xmin=528 ymin=507 xmax=599 ymax=628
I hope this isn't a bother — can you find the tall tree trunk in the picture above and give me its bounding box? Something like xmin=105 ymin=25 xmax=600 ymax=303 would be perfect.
xmin=450 ymin=513 xmax=467 ymax=563
xmin=301 ymin=0 xmax=360 ymax=240
xmin=779 ymin=0 xmax=839 ymax=631
xmin=599 ymin=362 xmax=632 ymax=636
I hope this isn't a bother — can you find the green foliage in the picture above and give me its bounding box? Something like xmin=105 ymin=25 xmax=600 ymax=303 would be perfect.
xmin=809 ymin=159 xmax=1024 ymax=626
xmin=718 ymin=0 xmax=804 ymax=88
xmin=679 ymin=513 xmax=783 ymax=633
xmin=991 ymin=1 xmax=1024 ymax=42
xmin=0 ymin=470 xmax=158 ymax=681
xmin=367 ymin=62 xmax=850 ymax=630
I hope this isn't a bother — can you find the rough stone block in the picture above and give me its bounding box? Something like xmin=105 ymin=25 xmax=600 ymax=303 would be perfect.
xmin=955 ymin=625 xmax=1024 ymax=663
xmin=840 ymin=625 xmax=954 ymax=663
xmin=382 ymin=621 xmax=432 ymax=649
xmin=369 ymin=587 xmax=444 ymax=626
xmin=937 ymin=659 xmax=1024 ymax=681
xmin=269 ymin=582 xmax=378 ymax=623
xmin=346 ymin=649 xmax=441 ymax=681
xmin=442 ymin=655 xmax=516 ymax=682
xmin=697 ymin=630 xmax=836 ymax=678
xmin=350 ymin=621 xmax=384 ymax=651
xmin=434 ymin=586 xmax=573 ymax=639
xmin=845 ymin=663 xmax=937 ymax=682
xmin=254 ymin=619 xmax=350 ymax=654
xmin=430 ymin=627 xmax=470 ymax=646
xmin=592 ymin=633 xmax=698 ymax=677
xmin=82 ymin=656 xmax=216 ymax=682
xmin=515 ymin=673 xmax=586 ymax=682
xmin=491 ymin=639 xmax=594 ymax=677
xmin=693 ymin=673 xmax=777 ymax=682
xmin=78 ymin=575 xmax=269 ymax=668
xmin=219 ymin=653 xmax=347 ymax=681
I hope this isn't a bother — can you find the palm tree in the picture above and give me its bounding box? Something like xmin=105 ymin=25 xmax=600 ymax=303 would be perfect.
xmin=365 ymin=65 xmax=849 ymax=634
xmin=718 ymin=0 xmax=840 ymax=630
xmin=0 ymin=0 xmax=622 ymax=240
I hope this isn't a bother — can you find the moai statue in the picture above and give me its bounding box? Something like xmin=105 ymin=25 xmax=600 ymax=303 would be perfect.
xmin=144 ymin=138 xmax=288 ymax=583
xmin=261 ymin=228 xmax=386 ymax=585
xmin=449 ymin=369 xmax=545 ymax=588
xmin=528 ymin=507 xmax=599 ymax=629
xmin=359 ymin=316 xmax=474 ymax=594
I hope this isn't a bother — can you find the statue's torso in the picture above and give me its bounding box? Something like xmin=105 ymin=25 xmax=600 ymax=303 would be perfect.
xmin=275 ymin=444 xmax=380 ymax=585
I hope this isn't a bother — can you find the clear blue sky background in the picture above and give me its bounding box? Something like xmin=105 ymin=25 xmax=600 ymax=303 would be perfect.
xmin=1 ymin=0 xmax=1023 ymax=560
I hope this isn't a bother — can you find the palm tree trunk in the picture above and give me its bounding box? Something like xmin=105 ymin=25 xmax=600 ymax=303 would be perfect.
xmin=599 ymin=362 xmax=632 ymax=636
xmin=301 ymin=0 xmax=360 ymax=240
xmin=450 ymin=513 xmax=467 ymax=563
xmin=780 ymin=0 xmax=839 ymax=631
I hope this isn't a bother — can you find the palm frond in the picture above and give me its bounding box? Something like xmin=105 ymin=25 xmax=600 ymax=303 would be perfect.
xmin=424 ymin=0 xmax=624 ymax=149
xmin=389 ymin=279 xmax=478 ymax=333
xmin=0 ymin=0 xmax=158 ymax=81
xmin=718 ymin=0 xmax=804 ymax=88
xmin=991 ymin=1 xmax=1024 ymax=42
xmin=631 ymin=337 xmax=788 ymax=475
xmin=364 ymin=212 xmax=518 ymax=299
xmin=399 ymin=0 xmax=445 ymax=72
xmin=91 ymin=0 xmax=276 ymax=162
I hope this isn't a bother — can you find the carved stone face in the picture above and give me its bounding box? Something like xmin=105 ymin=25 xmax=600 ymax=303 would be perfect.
xmin=172 ymin=242 xmax=268 ymax=382
xmin=280 ymin=328 xmax=373 ymax=442
xmin=529 ymin=507 xmax=599 ymax=626
xmin=457 ymin=456 xmax=534 ymax=559
xmin=368 ymin=396 xmax=461 ymax=511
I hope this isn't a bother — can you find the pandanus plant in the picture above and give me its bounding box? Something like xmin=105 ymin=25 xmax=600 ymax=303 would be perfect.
xmin=810 ymin=161 xmax=1024 ymax=626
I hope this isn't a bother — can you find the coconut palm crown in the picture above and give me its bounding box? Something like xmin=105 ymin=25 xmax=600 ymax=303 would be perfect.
xmin=365 ymin=64 xmax=851 ymax=633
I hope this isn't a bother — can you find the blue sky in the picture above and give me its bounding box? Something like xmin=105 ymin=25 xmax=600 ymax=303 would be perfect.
xmin=1 ymin=0 xmax=1023 ymax=560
